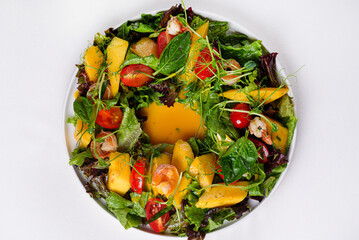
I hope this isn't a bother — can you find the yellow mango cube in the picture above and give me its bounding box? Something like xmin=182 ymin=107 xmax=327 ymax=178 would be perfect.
xmin=178 ymin=22 xmax=209 ymax=83
xmin=196 ymin=181 xmax=249 ymax=209
xmin=172 ymin=139 xmax=194 ymax=173
xmin=74 ymin=119 xmax=92 ymax=148
xmin=265 ymin=117 xmax=289 ymax=154
xmin=84 ymin=46 xmax=104 ymax=82
xmin=107 ymin=152 xmax=131 ymax=196
xmin=221 ymin=87 xmax=289 ymax=105
xmin=106 ymin=37 xmax=129 ymax=97
xmin=189 ymin=153 xmax=216 ymax=188
xmin=174 ymin=175 xmax=192 ymax=209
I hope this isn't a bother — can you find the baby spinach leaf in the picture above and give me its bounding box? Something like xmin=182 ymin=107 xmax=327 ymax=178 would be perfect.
xmin=220 ymin=40 xmax=263 ymax=65
xmin=73 ymin=97 xmax=94 ymax=125
xmin=220 ymin=137 xmax=258 ymax=184
xmin=117 ymin=106 xmax=142 ymax=152
xmin=156 ymin=31 xmax=191 ymax=75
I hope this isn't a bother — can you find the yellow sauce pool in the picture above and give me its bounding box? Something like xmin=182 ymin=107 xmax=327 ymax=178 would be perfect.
xmin=141 ymin=102 xmax=205 ymax=144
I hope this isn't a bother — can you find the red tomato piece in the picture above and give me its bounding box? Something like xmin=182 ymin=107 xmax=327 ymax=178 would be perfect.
xmin=145 ymin=198 xmax=170 ymax=232
xmin=230 ymin=103 xmax=252 ymax=129
xmin=249 ymin=138 xmax=270 ymax=163
xmin=96 ymin=106 xmax=123 ymax=129
xmin=194 ymin=47 xmax=218 ymax=80
xmin=130 ymin=158 xmax=146 ymax=194
xmin=157 ymin=31 xmax=170 ymax=56
xmin=120 ymin=64 xmax=154 ymax=87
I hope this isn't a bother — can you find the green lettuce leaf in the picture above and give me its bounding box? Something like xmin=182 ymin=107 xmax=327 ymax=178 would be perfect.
xmin=220 ymin=40 xmax=263 ymax=65
xmin=106 ymin=192 xmax=146 ymax=229
xmin=201 ymin=208 xmax=236 ymax=233
xmin=69 ymin=147 xmax=92 ymax=167
xmin=117 ymin=106 xmax=142 ymax=152
xmin=277 ymin=94 xmax=298 ymax=152
xmin=184 ymin=205 xmax=208 ymax=231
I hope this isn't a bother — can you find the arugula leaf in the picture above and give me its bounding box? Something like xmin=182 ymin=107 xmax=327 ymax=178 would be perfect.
xmin=69 ymin=147 xmax=92 ymax=167
xmin=220 ymin=40 xmax=263 ymax=65
xmin=106 ymin=192 xmax=144 ymax=229
xmin=184 ymin=205 xmax=208 ymax=231
xmin=117 ymin=106 xmax=142 ymax=152
xmin=220 ymin=137 xmax=258 ymax=184
xmin=73 ymin=97 xmax=94 ymax=125
xmin=121 ymin=52 xmax=159 ymax=70
xmin=156 ymin=31 xmax=191 ymax=75
xmin=185 ymin=175 xmax=203 ymax=205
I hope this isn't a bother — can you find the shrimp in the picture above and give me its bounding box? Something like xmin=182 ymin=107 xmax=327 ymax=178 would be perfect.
xmin=152 ymin=164 xmax=179 ymax=196
xmin=221 ymin=59 xmax=242 ymax=85
xmin=248 ymin=117 xmax=273 ymax=145
xmin=90 ymin=131 xmax=118 ymax=159
xmin=166 ymin=16 xmax=192 ymax=38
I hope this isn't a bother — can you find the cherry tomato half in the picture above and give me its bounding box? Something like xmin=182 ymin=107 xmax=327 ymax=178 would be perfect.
xmin=130 ymin=158 xmax=146 ymax=194
xmin=145 ymin=198 xmax=170 ymax=232
xmin=230 ymin=103 xmax=252 ymax=129
xmin=157 ymin=31 xmax=170 ymax=57
xmin=249 ymin=138 xmax=270 ymax=163
xmin=96 ymin=106 xmax=123 ymax=129
xmin=121 ymin=64 xmax=154 ymax=87
xmin=152 ymin=164 xmax=179 ymax=196
xmin=194 ymin=47 xmax=218 ymax=80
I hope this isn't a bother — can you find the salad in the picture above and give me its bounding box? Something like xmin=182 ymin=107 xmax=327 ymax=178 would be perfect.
xmin=67 ymin=3 xmax=297 ymax=240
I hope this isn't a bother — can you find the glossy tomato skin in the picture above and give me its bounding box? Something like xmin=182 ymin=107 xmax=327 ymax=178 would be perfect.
xmin=121 ymin=64 xmax=154 ymax=87
xmin=157 ymin=31 xmax=170 ymax=57
xmin=194 ymin=47 xmax=218 ymax=80
xmin=249 ymin=138 xmax=270 ymax=163
xmin=130 ymin=158 xmax=146 ymax=194
xmin=230 ymin=103 xmax=252 ymax=129
xmin=96 ymin=107 xmax=123 ymax=129
xmin=145 ymin=198 xmax=169 ymax=232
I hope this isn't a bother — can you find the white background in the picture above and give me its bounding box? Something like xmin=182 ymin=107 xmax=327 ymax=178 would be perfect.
xmin=1 ymin=0 xmax=359 ymax=239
